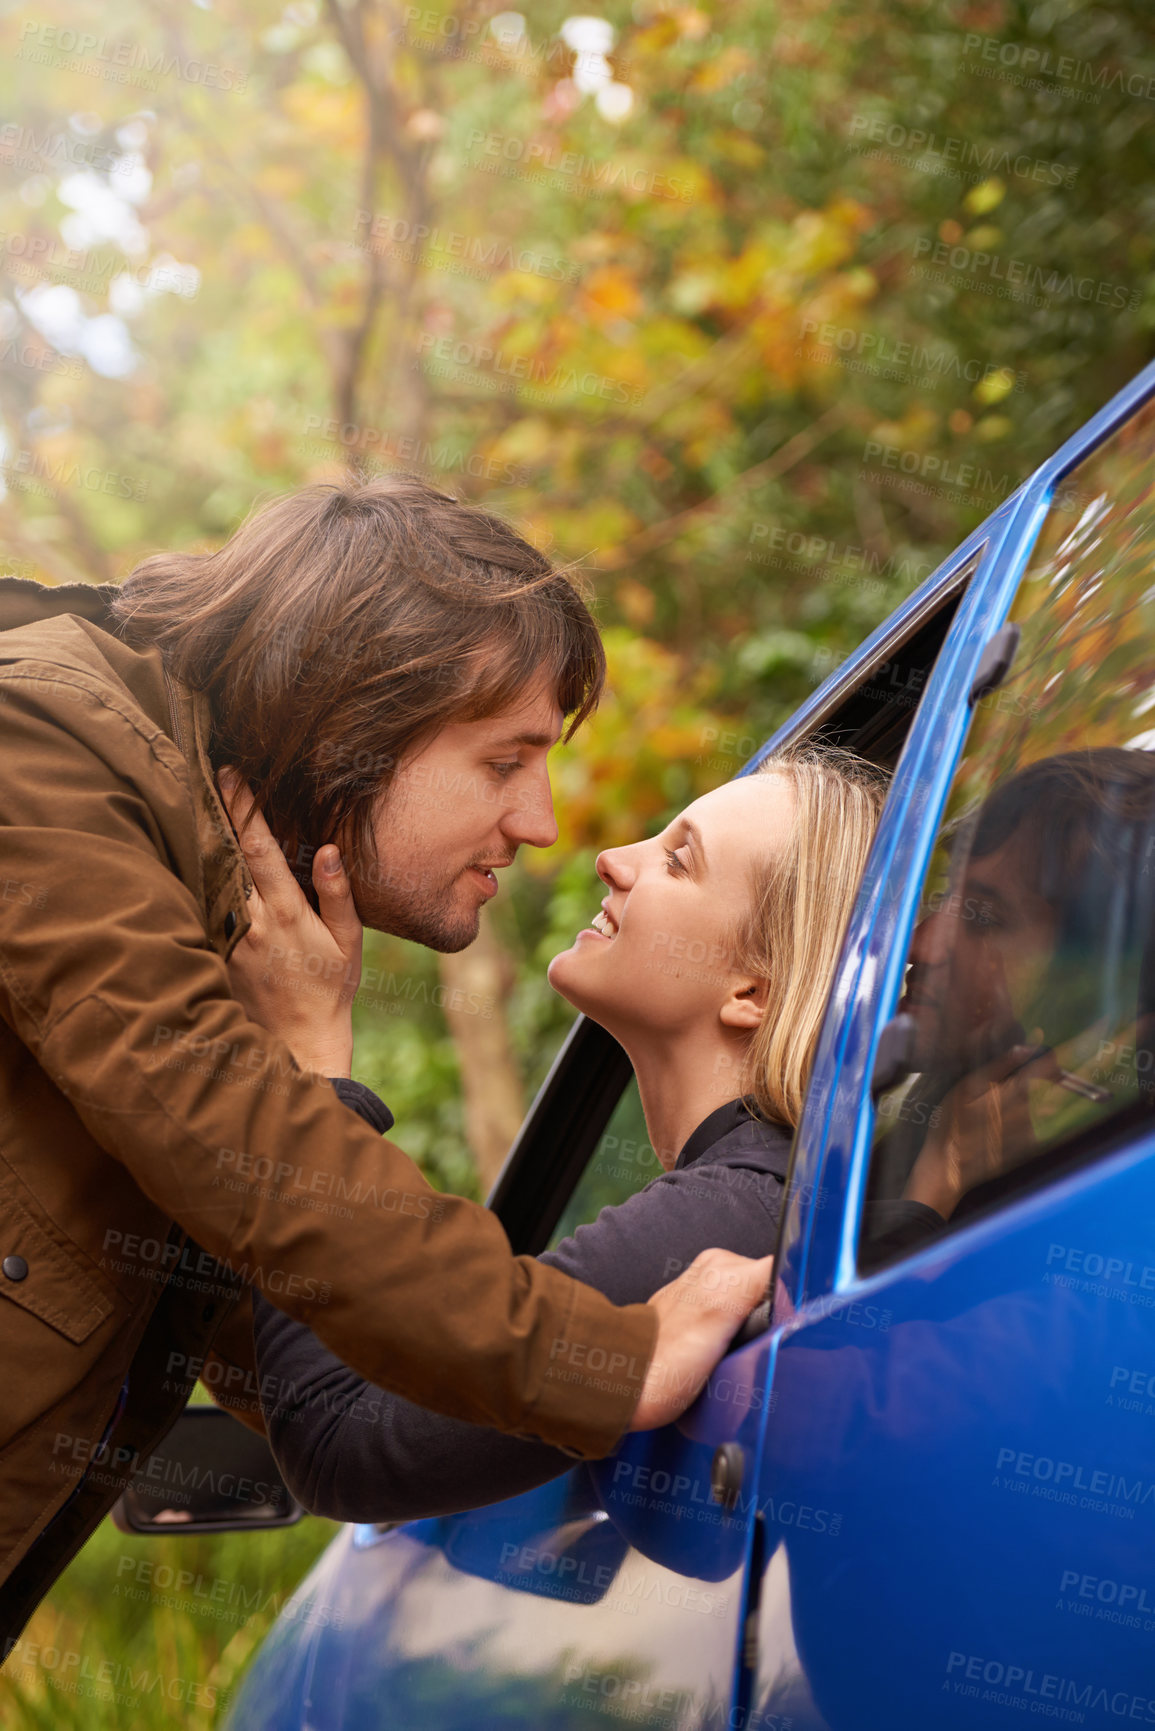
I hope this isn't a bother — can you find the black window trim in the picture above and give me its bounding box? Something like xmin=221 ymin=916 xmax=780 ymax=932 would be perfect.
xmin=487 ymin=1017 xmax=633 ymax=1254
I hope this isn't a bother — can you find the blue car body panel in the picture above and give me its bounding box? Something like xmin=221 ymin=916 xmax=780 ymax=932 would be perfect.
xmin=233 ymin=1353 xmax=775 ymax=1731
xmin=750 ymin=1124 xmax=1155 ymax=1731
xmin=226 ymin=356 xmax=1155 ymax=1731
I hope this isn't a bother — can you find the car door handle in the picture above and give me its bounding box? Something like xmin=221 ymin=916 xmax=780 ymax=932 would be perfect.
xmin=711 ymin=1442 xmax=746 ymax=1508
xmin=730 ymin=1297 xmax=772 ymax=1348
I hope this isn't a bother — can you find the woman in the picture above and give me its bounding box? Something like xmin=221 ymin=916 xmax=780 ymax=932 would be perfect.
xmin=222 ymin=744 xmax=887 ymax=1522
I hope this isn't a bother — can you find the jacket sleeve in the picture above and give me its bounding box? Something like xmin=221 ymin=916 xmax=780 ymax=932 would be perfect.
xmin=254 ymin=1147 xmax=785 ymax=1523
xmin=203 ymin=1287 xmax=267 ymax=1436
xmin=0 ymin=666 xmax=656 ymax=1458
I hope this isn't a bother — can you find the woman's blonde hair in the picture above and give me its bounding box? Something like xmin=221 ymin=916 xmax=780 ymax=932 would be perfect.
xmin=732 ymin=744 xmax=888 ymax=1129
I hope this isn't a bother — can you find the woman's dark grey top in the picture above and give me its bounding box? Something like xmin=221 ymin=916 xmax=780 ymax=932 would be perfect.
xmin=253 ymin=1084 xmax=790 ymax=1524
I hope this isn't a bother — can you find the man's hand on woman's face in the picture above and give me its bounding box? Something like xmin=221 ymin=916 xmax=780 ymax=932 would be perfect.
xmin=217 ymin=770 xmax=364 ymax=1078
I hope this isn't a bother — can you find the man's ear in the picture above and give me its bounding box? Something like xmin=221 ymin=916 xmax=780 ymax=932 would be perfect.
xmin=719 ymin=976 xmax=770 ymax=1032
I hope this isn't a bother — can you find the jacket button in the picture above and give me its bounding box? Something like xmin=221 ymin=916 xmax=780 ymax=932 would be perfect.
xmin=2 ymin=1255 xmax=28 ymax=1282
xmin=224 ymin=910 xmax=238 ymax=939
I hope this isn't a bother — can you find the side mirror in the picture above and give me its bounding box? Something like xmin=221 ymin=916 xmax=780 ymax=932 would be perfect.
xmin=110 ymin=1405 xmax=304 ymax=1535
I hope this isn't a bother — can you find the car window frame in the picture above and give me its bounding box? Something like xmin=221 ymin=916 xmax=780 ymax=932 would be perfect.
xmin=487 ymin=540 xmax=984 ymax=1259
xmin=854 ymin=414 xmax=1155 ymax=1278
xmin=801 ymin=366 xmax=1155 ymax=1307
xmin=490 ymin=344 xmax=1155 ymax=1273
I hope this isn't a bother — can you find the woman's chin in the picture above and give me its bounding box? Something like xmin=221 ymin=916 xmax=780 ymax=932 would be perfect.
xmin=546 ymin=947 xmax=580 ymax=1001
xmin=547 ymin=944 xmax=606 ymax=1019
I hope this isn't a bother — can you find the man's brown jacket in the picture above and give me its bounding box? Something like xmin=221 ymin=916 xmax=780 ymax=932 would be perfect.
xmin=0 ymin=578 xmax=656 ymax=1642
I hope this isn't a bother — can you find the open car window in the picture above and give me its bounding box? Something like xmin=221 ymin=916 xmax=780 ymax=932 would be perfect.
xmin=545 ymin=1080 xmax=660 ymax=1247
xmin=494 ymin=553 xmax=979 ymax=1255
xmin=861 ymin=401 xmax=1155 ymax=1275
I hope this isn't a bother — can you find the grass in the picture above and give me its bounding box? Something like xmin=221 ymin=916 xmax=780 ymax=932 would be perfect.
xmin=0 ymin=1512 xmax=339 ymax=1729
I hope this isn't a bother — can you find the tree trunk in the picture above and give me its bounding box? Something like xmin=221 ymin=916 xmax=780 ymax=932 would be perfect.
xmin=437 ymin=907 xmax=525 ymax=1194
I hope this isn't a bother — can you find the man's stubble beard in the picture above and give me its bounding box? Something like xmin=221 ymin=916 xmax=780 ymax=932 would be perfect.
xmin=351 ymin=862 xmax=482 ymax=953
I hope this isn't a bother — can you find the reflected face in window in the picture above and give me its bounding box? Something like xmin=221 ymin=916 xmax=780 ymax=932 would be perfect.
xmin=901 ymin=831 xmax=1058 ymax=1074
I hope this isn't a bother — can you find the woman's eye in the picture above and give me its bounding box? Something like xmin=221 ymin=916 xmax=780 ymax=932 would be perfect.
xmin=665 ymin=847 xmax=688 ymax=875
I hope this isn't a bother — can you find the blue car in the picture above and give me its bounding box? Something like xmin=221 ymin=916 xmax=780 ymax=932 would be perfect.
xmin=222 ymin=358 xmax=1155 ymax=1731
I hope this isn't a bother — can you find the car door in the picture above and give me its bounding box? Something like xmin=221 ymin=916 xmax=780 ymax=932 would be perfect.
xmin=223 ymin=520 xmax=991 ymax=1731
xmin=742 ymin=381 xmax=1155 ymax=1731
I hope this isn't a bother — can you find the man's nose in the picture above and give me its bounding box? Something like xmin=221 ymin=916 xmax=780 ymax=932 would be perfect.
xmin=500 ymin=764 xmax=558 ymax=851
xmin=909 ymin=909 xmax=951 ymax=967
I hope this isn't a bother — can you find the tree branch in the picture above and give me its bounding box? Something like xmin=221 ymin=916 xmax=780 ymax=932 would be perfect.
xmin=597 ymin=404 xmax=848 ymax=570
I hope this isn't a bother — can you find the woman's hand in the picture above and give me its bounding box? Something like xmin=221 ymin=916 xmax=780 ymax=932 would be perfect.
xmin=218 ymin=769 xmax=363 ymax=1078
xmin=630 ymin=1250 xmax=774 ymax=1430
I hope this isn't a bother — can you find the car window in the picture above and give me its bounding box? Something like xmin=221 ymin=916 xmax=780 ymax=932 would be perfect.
xmin=517 ymin=559 xmax=979 ymax=1258
xmin=860 ymin=400 xmax=1155 ymax=1274
xmin=546 ymin=1079 xmax=661 ymax=1247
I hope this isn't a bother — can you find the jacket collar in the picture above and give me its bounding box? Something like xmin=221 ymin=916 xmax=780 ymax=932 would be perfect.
xmin=162 ymin=670 xmax=252 ymax=957
xmin=675 ymin=1096 xmax=788 ymax=1170
xmin=0 ymin=579 xmax=253 ymax=959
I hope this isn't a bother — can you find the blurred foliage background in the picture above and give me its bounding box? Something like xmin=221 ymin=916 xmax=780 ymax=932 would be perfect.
xmin=1 ymin=0 xmax=1153 ymax=1720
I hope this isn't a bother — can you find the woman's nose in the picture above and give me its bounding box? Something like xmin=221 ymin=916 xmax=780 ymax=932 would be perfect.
xmin=596 ymin=846 xmax=634 ymax=891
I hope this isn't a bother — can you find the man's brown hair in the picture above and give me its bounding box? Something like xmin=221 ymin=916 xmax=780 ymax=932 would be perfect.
xmin=111 ymin=477 xmax=605 ymax=878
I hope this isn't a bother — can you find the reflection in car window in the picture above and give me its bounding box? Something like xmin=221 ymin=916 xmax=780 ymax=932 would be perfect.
xmin=547 ymin=1079 xmax=660 ymax=1249
xmin=861 ymin=400 xmax=1155 ymax=1272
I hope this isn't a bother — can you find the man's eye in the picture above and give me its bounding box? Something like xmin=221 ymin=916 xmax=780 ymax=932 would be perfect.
xmin=665 ymin=847 xmax=688 ymax=876
xmin=490 ymin=760 xmax=522 ymax=779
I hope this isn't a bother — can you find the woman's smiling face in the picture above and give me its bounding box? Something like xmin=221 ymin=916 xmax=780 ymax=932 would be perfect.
xmin=547 ymin=774 xmax=795 ymax=1042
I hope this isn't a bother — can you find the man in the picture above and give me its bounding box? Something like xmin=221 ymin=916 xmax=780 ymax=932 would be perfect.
xmin=0 ymin=477 xmax=768 ymax=1642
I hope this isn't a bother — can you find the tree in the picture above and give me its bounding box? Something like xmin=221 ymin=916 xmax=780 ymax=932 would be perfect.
xmin=1 ymin=0 xmax=1152 ymax=1195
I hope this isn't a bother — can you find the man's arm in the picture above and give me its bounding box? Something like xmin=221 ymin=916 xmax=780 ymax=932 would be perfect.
xmin=202 ymin=1288 xmax=267 ymax=1436
xmin=254 ymin=1141 xmax=784 ymax=1523
xmin=0 ymin=665 xmax=655 ymax=1456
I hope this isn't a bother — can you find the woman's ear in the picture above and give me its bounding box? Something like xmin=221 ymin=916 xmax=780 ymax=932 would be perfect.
xmin=719 ymin=976 xmax=770 ymax=1032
